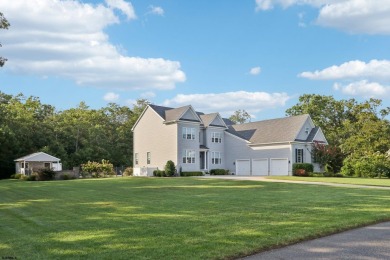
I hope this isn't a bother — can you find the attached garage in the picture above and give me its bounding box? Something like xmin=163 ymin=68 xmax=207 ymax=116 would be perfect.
xmin=270 ymin=158 xmax=289 ymax=176
xmin=235 ymin=159 xmax=251 ymax=175
xmin=252 ymin=158 xmax=268 ymax=176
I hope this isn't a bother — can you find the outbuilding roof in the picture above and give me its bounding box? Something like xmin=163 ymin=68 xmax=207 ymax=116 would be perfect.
xmin=15 ymin=152 xmax=61 ymax=162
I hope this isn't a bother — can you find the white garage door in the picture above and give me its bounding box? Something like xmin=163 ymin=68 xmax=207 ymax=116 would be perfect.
xmin=270 ymin=158 xmax=289 ymax=176
xmin=236 ymin=160 xmax=251 ymax=175
xmin=252 ymin=159 xmax=268 ymax=176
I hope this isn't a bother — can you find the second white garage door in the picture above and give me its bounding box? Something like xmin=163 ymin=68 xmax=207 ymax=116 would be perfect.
xmin=236 ymin=160 xmax=251 ymax=175
xmin=252 ymin=159 xmax=268 ymax=176
xmin=270 ymin=158 xmax=289 ymax=176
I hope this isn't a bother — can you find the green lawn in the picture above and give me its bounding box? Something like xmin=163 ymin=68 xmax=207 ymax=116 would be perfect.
xmin=266 ymin=176 xmax=390 ymax=187
xmin=1 ymin=178 xmax=390 ymax=259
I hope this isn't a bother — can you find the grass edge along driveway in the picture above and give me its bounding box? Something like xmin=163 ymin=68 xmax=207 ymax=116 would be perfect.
xmin=266 ymin=176 xmax=390 ymax=187
xmin=1 ymin=177 xmax=390 ymax=259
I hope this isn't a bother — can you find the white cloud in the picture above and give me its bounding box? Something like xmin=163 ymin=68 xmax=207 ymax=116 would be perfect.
xmin=255 ymin=0 xmax=333 ymax=11
xmin=140 ymin=91 xmax=156 ymax=98
xmin=317 ymin=1 xmax=390 ymax=34
xmin=299 ymin=60 xmax=390 ymax=81
xmin=255 ymin=0 xmax=390 ymax=34
xmin=333 ymin=80 xmax=390 ymax=98
xmin=0 ymin=0 xmax=185 ymax=90
xmin=249 ymin=66 xmax=261 ymax=75
xmin=103 ymin=92 xmax=120 ymax=101
xmin=163 ymin=91 xmax=290 ymax=117
xmin=148 ymin=5 xmax=164 ymax=16
xmin=105 ymin=0 xmax=136 ymax=20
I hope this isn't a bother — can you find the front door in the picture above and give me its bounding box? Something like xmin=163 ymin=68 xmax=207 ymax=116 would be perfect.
xmin=200 ymin=151 xmax=207 ymax=170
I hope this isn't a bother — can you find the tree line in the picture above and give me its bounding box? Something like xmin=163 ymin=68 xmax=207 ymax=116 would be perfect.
xmin=0 ymin=92 xmax=149 ymax=178
xmin=1 ymin=91 xmax=389 ymax=179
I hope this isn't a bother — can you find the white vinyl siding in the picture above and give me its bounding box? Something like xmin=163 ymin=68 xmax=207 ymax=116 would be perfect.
xmin=295 ymin=149 xmax=304 ymax=163
xmin=182 ymin=150 xmax=196 ymax=164
xmin=211 ymin=151 xmax=222 ymax=165
xmin=211 ymin=132 xmax=222 ymax=143
xmin=182 ymin=127 xmax=196 ymax=140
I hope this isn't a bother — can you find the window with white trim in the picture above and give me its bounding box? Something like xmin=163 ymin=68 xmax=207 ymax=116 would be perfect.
xmin=182 ymin=150 xmax=195 ymax=164
xmin=211 ymin=151 xmax=222 ymax=164
xmin=147 ymin=152 xmax=151 ymax=164
xmin=182 ymin=127 xmax=196 ymax=140
xmin=211 ymin=132 xmax=222 ymax=143
xmin=135 ymin=153 xmax=139 ymax=165
xmin=305 ymin=127 xmax=310 ymax=134
xmin=295 ymin=149 xmax=304 ymax=163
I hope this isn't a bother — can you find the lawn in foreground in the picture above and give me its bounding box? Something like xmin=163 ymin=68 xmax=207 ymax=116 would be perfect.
xmin=1 ymin=178 xmax=390 ymax=259
xmin=266 ymin=176 xmax=390 ymax=187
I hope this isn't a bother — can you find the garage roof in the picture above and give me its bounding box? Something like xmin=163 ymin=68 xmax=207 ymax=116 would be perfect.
xmin=227 ymin=114 xmax=310 ymax=144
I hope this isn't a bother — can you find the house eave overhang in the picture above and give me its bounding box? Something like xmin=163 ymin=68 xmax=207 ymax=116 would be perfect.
xmin=248 ymin=141 xmax=292 ymax=147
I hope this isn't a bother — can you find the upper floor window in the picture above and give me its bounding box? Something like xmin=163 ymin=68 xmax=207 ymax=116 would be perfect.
xmin=295 ymin=149 xmax=304 ymax=163
xmin=182 ymin=150 xmax=195 ymax=164
xmin=305 ymin=127 xmax=310 ymax=135
xmin=147 ymin=152 xmax=151 ymax=164
xmin=211 ymin=132 xmax=222 ymax=143
xmin=135 ymin=153 xmax=139 ymax=165
xmin=211 ymin=151 xmax=222 ymax=164
xmin=182 ymin=127 xmax=196 ymax=140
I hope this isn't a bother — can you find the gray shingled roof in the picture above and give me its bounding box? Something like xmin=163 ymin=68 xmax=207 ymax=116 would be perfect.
xmin=222 ymin=118 xmax=235 ymax=126
xmin=200 ymin=113 xmax=217 ymax=127
xmin=149 ymin=104 xmax=200 ymax=122
xmin=15 ymin=152 xmax=61 ymax=162
xmin=296 ymin=126 xmax=320 ymax=142
xmin=228 ymin=114 xmax=310 ymax=144
xmin=165 ymin=105 xmax=194 ymax=122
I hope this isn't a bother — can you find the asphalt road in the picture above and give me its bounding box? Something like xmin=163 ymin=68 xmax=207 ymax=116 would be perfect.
xmin=242 ymin=221 xmax=390 ymax=260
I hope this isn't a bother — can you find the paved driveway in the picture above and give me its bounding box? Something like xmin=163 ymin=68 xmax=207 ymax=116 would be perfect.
xmin=242 ymin=221 xmax=390 ymax=260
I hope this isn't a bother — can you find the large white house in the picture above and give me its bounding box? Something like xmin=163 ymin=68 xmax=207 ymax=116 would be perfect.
xmin=132 ymin=104 xmax=327 ymax=176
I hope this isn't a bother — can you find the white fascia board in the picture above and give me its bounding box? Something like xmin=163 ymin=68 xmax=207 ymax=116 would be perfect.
xmin=175 ymin=120 xmax=202 ymax=126
xmin=251 ymin=144 xmax=291 ymax=150
xmin=214 ymin=113 xmax=228 ymax=129
xmin=313 ymin=128 xmax=329 ymax=145
xmin=132 ymin=105 xmax=164 ymax=131
xmin=249 ymin=141 xmax=291 ymax=147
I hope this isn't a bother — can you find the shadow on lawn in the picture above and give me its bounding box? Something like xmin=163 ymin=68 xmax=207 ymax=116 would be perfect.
xmin=1 ymin=178 xmax=390 ymax=259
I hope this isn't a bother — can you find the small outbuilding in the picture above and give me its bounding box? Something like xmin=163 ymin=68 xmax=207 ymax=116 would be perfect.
xmin=15 ymin=152 xmax=62 ymax=175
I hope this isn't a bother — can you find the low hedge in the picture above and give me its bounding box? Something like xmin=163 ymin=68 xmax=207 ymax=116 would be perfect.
xmin=292 ymin=163 xmax=313 ymax=176
xmin=180 ymin=171 xmax=203 ymax=177
xmin=153 ymin=170 xmax=165 ymax=177
xmin=210 ymin=169 xmax=229 ymax=175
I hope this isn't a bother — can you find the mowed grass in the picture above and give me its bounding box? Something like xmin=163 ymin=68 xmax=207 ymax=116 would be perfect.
xmin=266 ymin=176 xmax=390 ymax=187
xmin=1 ymin=178 xmax=390 ymax=259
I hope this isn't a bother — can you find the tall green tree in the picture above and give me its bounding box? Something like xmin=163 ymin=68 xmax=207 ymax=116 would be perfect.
xmin=229 ymin=109 xmax=251 ymax=124
xmin=286 ymin=94 xmax=390 ymax=173
xmin=0 ymin=12 xmax=10 ymax=67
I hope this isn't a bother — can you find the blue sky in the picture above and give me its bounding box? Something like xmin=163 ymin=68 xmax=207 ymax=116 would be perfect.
xmin=1 ymin=0 xmax=390 ymax=120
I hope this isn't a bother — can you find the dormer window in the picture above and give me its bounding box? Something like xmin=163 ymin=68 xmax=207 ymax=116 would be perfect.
xmin=305 ymin=127 xmax=310 ymax=135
